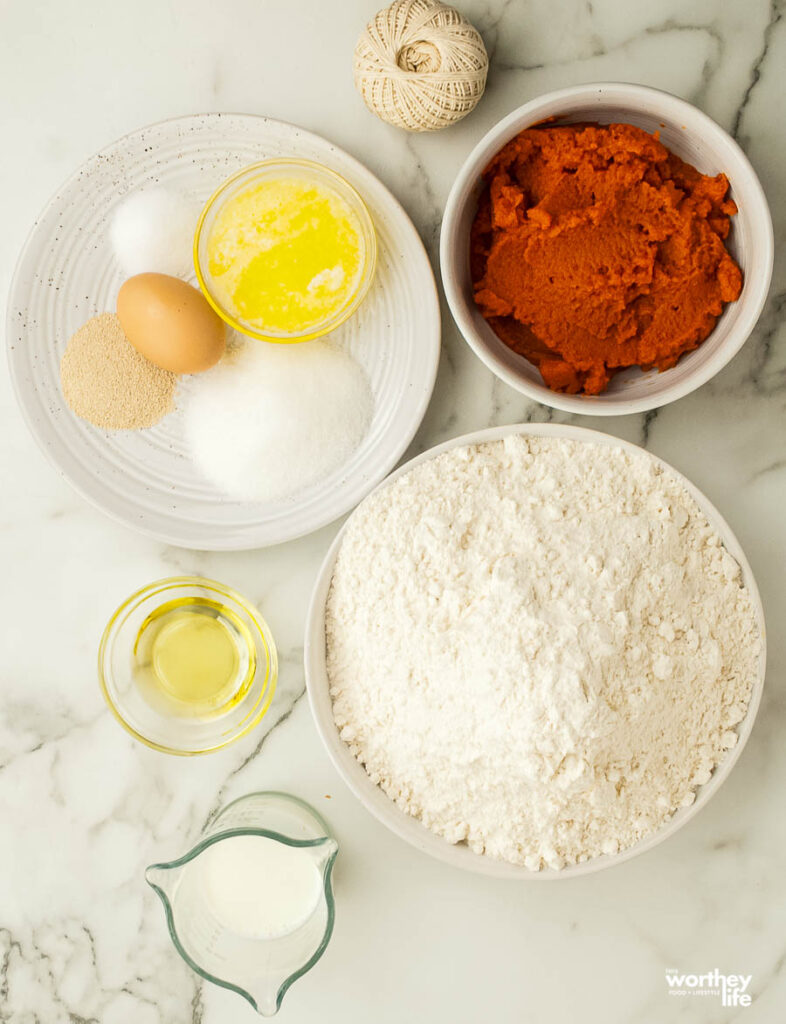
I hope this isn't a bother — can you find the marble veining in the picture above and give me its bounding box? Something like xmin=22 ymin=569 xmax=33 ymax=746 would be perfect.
xmin=1 ymin=0 xmax=784 ymax=1021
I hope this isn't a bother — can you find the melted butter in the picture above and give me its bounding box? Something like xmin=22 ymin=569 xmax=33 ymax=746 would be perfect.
xmin=206 ymin=177 xmax=364 ymax=334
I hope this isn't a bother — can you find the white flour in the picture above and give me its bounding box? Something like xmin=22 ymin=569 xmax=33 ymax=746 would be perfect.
xmin=326 ymin=436 xmax=762 ymax=870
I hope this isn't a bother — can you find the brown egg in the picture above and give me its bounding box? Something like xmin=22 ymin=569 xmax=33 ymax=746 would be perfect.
xmin=117 ymin=273 xmax=226 ymax=374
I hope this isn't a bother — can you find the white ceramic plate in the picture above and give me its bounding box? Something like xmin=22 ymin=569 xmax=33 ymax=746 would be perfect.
xmin=440 ymin=84 xmax=774 ymax=415
xmin=7 ymin=114 xmax=440 ymax=549
xmin=305 ymin=423 xmax=766 ymax=879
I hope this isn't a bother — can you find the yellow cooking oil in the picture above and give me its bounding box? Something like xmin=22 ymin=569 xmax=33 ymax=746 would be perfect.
xmin=206 ymin=176 xmax=364 ymax=334
xmin=133 ymin=597 xmax=256 ymax=718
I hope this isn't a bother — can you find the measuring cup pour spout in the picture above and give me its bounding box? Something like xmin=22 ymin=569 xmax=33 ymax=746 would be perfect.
xmin=145 ymin=792 xmax=339 ymax=1016
xmin=246 ymin=837 xmax=339 ymax=1017
xmin=144 ymin=863 xmax=179 ymax=901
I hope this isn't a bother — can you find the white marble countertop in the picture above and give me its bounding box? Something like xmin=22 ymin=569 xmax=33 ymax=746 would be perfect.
xmin=1 ymin=0 xmax=784 ymax=1020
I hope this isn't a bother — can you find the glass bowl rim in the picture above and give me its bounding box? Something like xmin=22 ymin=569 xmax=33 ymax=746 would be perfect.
xmin=98 ymin=575 xmax=278 ymax=756
xmin=193 ymin=157 xmax=378 ymax=343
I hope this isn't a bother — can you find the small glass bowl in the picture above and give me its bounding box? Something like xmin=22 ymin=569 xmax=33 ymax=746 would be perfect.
xmin=194 ymin=158 xmax=377 ymax=343
xmin=98 ymin=576 xmax=277 ymax=755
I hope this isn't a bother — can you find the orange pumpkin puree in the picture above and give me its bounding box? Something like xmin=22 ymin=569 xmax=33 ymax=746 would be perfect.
xmin=470 ymin=123 xmax=742 ymax=394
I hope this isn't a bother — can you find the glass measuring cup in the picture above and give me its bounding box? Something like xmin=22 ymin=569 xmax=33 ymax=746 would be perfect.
xmin=145 ymin=792 xmax=338 ymax=1015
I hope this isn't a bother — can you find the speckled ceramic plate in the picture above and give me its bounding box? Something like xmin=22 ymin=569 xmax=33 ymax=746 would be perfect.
xmin=7 ymin=114 xmax=440 ymax=549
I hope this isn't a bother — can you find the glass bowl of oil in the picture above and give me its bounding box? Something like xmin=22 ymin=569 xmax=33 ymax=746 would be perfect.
xmin=194 ymin=158 xmax=377 ymax=342
xmin=99 ymin=577 xmax=277 ymax=755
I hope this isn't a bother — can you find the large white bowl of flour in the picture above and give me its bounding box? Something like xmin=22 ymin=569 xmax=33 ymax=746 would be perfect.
xmin=305 ymin=424 xmax=766 ymax=879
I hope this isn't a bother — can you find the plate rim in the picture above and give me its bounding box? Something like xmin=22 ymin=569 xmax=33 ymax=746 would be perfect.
xmin=6 ymin=112 xmax=441 ymax=550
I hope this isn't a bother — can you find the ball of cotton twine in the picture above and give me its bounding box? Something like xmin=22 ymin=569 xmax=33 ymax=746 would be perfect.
xmin=354 ymin=0 xmax=488 ymax=132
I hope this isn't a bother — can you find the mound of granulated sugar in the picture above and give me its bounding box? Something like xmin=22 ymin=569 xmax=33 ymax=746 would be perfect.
xmin=110 ymin=187 xmax=199 ymax=279
xmin=185 ymin=339 xmax=372 ymax=503
xmin=326 ymin=435 xmax=763 ymax=871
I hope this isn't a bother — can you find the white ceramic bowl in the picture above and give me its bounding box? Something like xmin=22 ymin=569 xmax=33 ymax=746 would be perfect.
xmin=440 ymin=83 xmax=774 ymax=416
xmin=304 ymin=423 xmax=766 ymax=879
